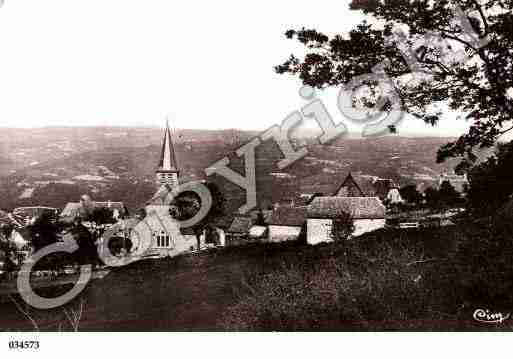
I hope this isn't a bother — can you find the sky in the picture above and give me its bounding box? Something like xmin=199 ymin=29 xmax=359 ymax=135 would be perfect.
xmin=0 ymin=0 xmax=474 ymax=136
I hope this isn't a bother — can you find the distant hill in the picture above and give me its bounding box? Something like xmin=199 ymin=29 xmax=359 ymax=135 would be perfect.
xmin=0 ymin=126 xmax=492 ymax=212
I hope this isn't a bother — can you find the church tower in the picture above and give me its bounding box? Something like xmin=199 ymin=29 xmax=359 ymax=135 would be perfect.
xmin=156 ymin=121 xmax=179 ymax=189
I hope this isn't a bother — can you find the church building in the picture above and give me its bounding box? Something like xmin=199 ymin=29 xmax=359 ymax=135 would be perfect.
xmin=132 ymin=122 xmax=205 ymax=259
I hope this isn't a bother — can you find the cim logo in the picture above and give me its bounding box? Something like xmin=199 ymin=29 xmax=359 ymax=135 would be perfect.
xmin=473 ymin=309 xmax=510 ymax=324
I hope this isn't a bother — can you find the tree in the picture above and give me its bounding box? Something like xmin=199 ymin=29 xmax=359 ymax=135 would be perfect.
xmin=438 ymin=180 xmax=462 ymax=207
xmin=424 ymin=186 xmax=441 ymax=209
xmin=330 ymin=212 xmax=355 ymax=242
xmin=399 ymin=184 xmax=423 ymax=205
xmin=276 ymin=1 xmax=513 ymax=171
xmin=0 ymin=240 xmax=17 ymax=274
xmin=170 ymin=182 xmax=226 ymax=249
xmin=69 ymin=223 xmax=99 ymax=265
xmin=466 ymin=140 xmax=513 ymax=216
xmin=87 ymin=207 xmax=116 ymax=225
xmin=254 ymin=209 xmax=267 ymax=226
xmin=29 ymin=211 xmax=59 ymax=252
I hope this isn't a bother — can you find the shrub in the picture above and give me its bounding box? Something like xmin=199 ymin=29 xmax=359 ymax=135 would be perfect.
xmin=220 ymin=232 xmax=453 ymax=330
xmin=330 ymin=212 xmax=354 ymax=242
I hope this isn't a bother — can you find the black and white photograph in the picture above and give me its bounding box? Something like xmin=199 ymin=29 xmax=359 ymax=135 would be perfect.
xmin=0 ymin=0 xmax=512 ymax=356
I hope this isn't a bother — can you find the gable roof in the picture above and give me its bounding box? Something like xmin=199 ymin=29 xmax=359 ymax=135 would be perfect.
xmin=268 ymin=206 xmax=307 ymax=227
xmin=307 ymin=196 xmax=386 ymax=219
xmin=227 ymin=216 xmax=253 ymax=234
xmin=334 ymin=173 xmax=365 ymax=197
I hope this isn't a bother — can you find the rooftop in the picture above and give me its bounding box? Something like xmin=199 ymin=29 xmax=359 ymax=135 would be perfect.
xmin=307 ymin=196 xmax=386 ymax=220
xmin=268 ymin=206 xmax=307 ymax=227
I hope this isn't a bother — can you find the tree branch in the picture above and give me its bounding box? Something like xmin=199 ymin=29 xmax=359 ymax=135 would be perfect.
xmin=8 ymin=294 xmax=39 ymax=331
xmin=471 ymin=0 xmax=489 ymax=35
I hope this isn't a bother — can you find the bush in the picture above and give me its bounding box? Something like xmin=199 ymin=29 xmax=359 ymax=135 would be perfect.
xmin=330 ymin=212 xmax=354 ymax=242
xmin=220 ymin=230 xmax=461 ymax=330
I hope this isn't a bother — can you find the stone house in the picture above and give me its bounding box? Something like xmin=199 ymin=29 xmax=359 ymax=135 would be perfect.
xmin=307 ymin=196 xmax=386 ymax=245
xmin=266 ymin=206 xmax=306 ymax=243
xmin=226 ymin=216 xmax=253 ymax=246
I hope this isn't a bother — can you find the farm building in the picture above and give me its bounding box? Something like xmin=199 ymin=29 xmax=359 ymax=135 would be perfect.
xmin=8 ymin=228 xmax=33 ymax=265
xmin=306 ymin=196 xmax=386 ymax=245
xmin=61 ymin=196 xmax=128 ymax=223
xmin=265 ymin=206 xmax=306 ymax=243
xmin=226 ymin=216 xmax=253 ymax=246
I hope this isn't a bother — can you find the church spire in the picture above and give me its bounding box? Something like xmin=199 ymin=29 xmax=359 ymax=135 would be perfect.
xmin=156 ymin=120 xmax=179 ymax=188
xmin=157 ymin=119 xmax=178 ymax=172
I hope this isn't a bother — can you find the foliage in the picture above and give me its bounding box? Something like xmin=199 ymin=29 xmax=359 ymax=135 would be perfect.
xmin=69 ymin=223 xmax=100 ymax=266
xmin=276 ymin=0 xmax=513 ymax=170
xmin=330 ymin=212 xmax=354 ymax=242
xmin=399 ymin=184 xmax=423 ymax=205
xmin=169 ymin=182 xmax=226 ymax=243
xmin=438 ymin=180 xmax=462 ymax=207
xmin=466 ymin=140 xmax=513 ymax=216
xmin=424 ymin=186 xmax=441 ymax=208
xmin=29 ymin=212 xmax=59 ymax=252
xmin=0 ymin=240 xmax=17 ymax=273
xmin=86 ymin=207 xmax=116 ymax=225
xmin=221 ymin=227 xmax=476 ymax=330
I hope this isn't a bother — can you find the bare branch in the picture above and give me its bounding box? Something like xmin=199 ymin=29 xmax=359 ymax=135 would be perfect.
xmin=8 ymin=294 xmax=39 ymax=331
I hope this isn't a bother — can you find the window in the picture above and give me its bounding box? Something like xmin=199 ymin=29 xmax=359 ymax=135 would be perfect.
xmin=154 ymin=230 xmax=172 ymax=248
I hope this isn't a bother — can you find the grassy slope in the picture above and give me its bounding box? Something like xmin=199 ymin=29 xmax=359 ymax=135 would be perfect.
xmin=2 ymin=225 xmax=513 ymax=331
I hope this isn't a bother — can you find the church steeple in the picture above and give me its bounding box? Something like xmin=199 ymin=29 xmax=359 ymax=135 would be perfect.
xmin=156 ymin=120 xmax=179 ymax=188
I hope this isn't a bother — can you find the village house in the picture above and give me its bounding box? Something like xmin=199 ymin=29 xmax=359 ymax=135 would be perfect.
xmin=8 ymin=228 xmax=33 ymax=265
xmin=249 ymin=224 xmax=267 ymax=240
xmin=60 ymin=196 xmax=128 ymax=223
xmin=386 ymin=187 xmax=404 ymax=205
xmin=306 ymin=196 xmax=386 ymax=245
xmin=11 ymin=206 xmax=59 ymax=226
xmin=226 ymin=216 xmax=253 ymax=246
xmin=372 ymin=178 xmax=404 ymax=203
xmin=265 ymin=206 xmax=306 ymax=243
xmin=439 ymin=172 xmax=469 ymax=194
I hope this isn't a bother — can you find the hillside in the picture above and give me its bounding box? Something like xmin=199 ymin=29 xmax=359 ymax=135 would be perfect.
xmin=2 ymin=224 xmax=511 ymax=331
xmin=0 ymin=127 xmax=491 ymax=211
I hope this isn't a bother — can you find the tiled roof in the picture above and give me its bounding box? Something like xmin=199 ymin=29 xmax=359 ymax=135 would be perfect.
xmin=307 ymin=196 xmax=386 ymax=219
xmin=227 ymin=216 xmax=253 ymax=234
xmin=268 ymin=206 xmax=307 ymax=226
xmin=300 ymin=174 xmax=375 ymax=197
